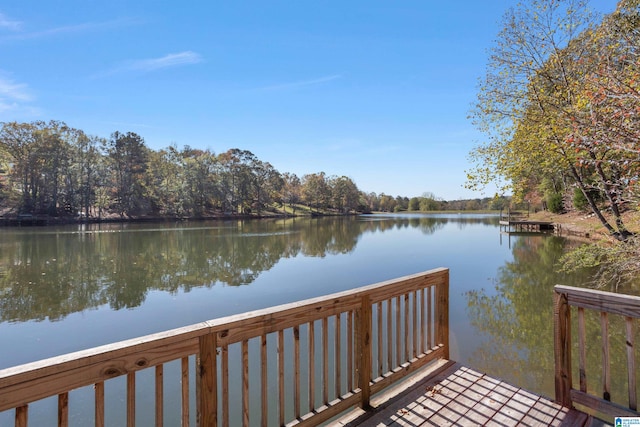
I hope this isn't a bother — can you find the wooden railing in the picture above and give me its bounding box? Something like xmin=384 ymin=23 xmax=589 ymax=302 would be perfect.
xmin=0 ymin=267 xmax=449 ymax=427
xmin=554 ymin=285 xmax=640 ymax=419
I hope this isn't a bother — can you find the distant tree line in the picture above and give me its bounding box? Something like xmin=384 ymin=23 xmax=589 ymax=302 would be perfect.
xmin=0 ymin=121 xmax=368 ymax=218
xmin=0 ymin=121 xmax=506 ymax=219
xmin=366 ymin=192 xmax=509 ymax=213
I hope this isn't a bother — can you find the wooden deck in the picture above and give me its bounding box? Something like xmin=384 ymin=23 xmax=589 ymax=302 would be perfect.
xmin=3 ymin=269 xmax=638 ymax=426
xmin=335 ymin=361 xmax=592 ymax=427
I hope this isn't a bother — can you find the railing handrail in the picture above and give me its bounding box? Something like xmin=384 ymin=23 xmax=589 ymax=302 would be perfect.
xmin=1 ymin=267 xmax=449 ymax=426
xmin=554 ymin=284 xmax=640 ymax=420
xmin=554 ymin=285 xmax=640 ymax=318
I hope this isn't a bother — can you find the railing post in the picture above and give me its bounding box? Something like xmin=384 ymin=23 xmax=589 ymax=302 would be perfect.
xmin=15 ymin=405 xmax=27 ymax=427
xmin=554 ymin=289 xmax=572 ymax=407
xmin=199 ymin=333 xmax=218 ymax=427
xmin=436 ymin=274 xmax=450 ymax=360
xmin=356 ymin=295 xmax=372 ymax=409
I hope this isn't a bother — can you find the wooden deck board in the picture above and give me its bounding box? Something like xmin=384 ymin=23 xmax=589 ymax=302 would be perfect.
xmin=334 ymin=361 xmax=593 ymax=427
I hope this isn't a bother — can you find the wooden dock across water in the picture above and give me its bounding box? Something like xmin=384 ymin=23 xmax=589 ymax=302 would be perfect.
xmin=499 ymin=211 xmax=556 ymax=233
xmin=499 ymin=218 xmax=555 ymax=233
xmin=335 ymin=360 xmax=592 ymax=427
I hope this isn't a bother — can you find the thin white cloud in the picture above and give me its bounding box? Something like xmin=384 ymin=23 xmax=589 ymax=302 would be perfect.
xmin=258 ymin=74 xmax=342 ymax=91
xmin=129 ymin=51 xmax=203 ymax=72
xmin=0 ymin=17 xmax=138 ymax=41
xmin=0 ymin=75 xmax=32 ymax=102
xmin=96 ymin=51 xmax=203 ymax=78
xmin=0 ymin=73 xmax=35 ymax=115
xmin=0 ymin=12 xmax=21 ymax=31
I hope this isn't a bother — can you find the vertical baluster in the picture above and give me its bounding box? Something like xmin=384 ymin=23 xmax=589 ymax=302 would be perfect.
xmin=95 ymin=382 xmax=105 ymax=427
xmin=357 ymin=295 xmax=372 ymax=408
xmin=309 ymin=321 xmax=316 ymax=410
xmin=155 ymin=365 xmax=164 ymax=427
xmin=404 ymin=293 xmax=410 ymax=362
xmin=578 ymin=308 xmax=587 ymax=393
xmin=15 ymin=405 xmax=27 ymax=427
xmin=336 ymin=314 xmax=341 ymax=398
xmin=199 ymin=333 xmax=218 ymax=427
xmin=196 ymin=355 xmax=201 ymax=427
xmin=294 ymin=326 xmax=301 ymax=419
xmin=626 ymin=317 xmax=637 ymax=411
xmin=347 ymin=312 xmax=353 ymax=391
xmin=427 ymin=286 xmax=432 ymax=350
xmin=181 ymin=357 xmax=189 ymax=426
xmin=242 ymin=340 xmax=249 ymax=427
xmin=601 ymin=312 xmax=611 ymax=401
xmin=322 ymin=317 xmax=329 ymax=405
xmin=127 ymin=372 xmax=136 ymax=427
xmin=377 ymin=302 xmax=383 ymax=377
xmin=387 ymin=298 xmax=392 ymax=369
xmin=413 ymin=291 xmax=418 ymax=359
xmin=436 ymin=277 xmax=450 ymax=359
xmin=395 ymin=296 xmax=401 ymax=367
xmin=261 ymin=334 xmax=268 ymax=427
xmin=58 ymin=392 xmax=69 ymax=427
xmin=420 ymin=288 xmax=426 ymax=355
xmin=221 ymin=345 xmax=229 ymax=427
xmin=278 ymin=330 xmax=284 ymax=426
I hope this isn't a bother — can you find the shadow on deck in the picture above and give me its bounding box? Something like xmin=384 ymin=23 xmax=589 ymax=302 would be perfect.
xmin=335 ymin=361 xmax=593 ymax=426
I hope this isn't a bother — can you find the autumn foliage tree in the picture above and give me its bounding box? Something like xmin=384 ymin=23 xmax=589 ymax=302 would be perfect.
xmin=468 ymin=0 xmax=639 ymax=240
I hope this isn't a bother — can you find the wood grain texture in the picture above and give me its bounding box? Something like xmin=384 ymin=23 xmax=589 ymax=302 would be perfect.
xmin=57 ymin=392 xmax=68 ymax=427
xmin=180 ymin=357 xmax=188 ymax=426
xmin=1 ymin=268 xmax=450 ymax=427
xmin=155 ymin=364 xmax=163 ymax=427
xmin=198 ymin=334 xmax=217 ymax=427
xmin=94 ymin=382 xmax=104 ymax=427
xmin=554 ymin=290 xmax=572 ymax=407
xmin=554 ymin=284 xmax=640 ymax=417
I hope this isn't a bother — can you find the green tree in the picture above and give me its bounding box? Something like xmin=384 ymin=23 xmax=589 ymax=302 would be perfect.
xmin=408 ymin=197 xmax=420 ymax=211
xmin=106 ymin=131 xmax=149 ymax=217
xmin=280 ymin=172 xmax=301 ymax=214
xmin=302 ymin=172 xmax=330 ymax=212
xmin=329 ymin=176 xmax=360 ymax=213
xmin=0 ymin=120 xmax=77 ymax=215
xmin=250 ymin=158 xmax=280 ymax=215
xmin=0 ymin=121 xmax=45 ymax=212
xmin=378 ymin=194 xmax=397 ymax=212
xmin=36 ymin=122 xmax=72 ymax=215
xmin=489 ymin=194 xmax=509 ymax=211
xmin=146 ymin=147 xmax=184 ymax=216
xmin=419 ymin=192 xmax=441 ymax=211
xmin=218 ymin=149 xmax=255 ymax=214
xmin=71 ymin=131 xmax=103 ymax=218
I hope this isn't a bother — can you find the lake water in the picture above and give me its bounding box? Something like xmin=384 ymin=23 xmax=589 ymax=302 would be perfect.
xmin=0 ymin=213 xmax=631 ymax=424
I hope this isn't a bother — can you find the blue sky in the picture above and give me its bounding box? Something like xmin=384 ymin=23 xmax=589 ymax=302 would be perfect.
xmin=0 ymin=1 xmax=618 ymax=200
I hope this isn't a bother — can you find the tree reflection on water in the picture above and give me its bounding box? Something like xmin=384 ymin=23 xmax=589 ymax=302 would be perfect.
xmin=0 ymin=215 xmax=494 ymax=323
xmin=466 ymin=234 xmax=640 ymax=405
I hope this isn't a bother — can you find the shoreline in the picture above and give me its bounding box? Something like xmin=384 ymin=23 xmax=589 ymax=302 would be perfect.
xmin=529 ymin=210 xmax=639 ymax=244
xmin=0 ymin=210 xmax=361 ymax=227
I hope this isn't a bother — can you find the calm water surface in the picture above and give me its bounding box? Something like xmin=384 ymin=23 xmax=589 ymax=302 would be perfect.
xmin=0 ymin=213 xmax=631 ymax=423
